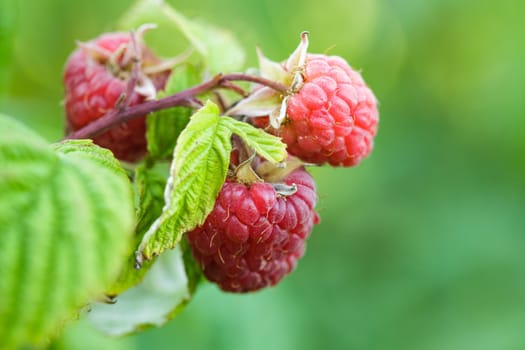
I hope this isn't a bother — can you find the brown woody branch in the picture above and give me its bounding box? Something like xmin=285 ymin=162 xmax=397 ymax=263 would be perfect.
xmin=65 ymin=73 xmax=286 ymax=140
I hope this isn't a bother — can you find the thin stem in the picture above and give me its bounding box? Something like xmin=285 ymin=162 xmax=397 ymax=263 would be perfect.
xmin=119 ymin=30 xmax=140 ymax=111
xmin=65 ymin=73 xmax=287 ymax=140
xmin=219 ymin=80 xmax=248 ymax=96
xmin=222 ymin=73 xmax=287 ymax=94
xmin=66 ymin=75 xmax=221 ymax=140
xmin=213 ymin=91 xmax=227 ymax=112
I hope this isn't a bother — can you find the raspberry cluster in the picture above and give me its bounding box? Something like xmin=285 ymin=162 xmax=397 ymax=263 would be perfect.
xmin=186 ymin=166 xmax=319 ymax=292
xmin=63 ymin=31 xmax=378 ymax=293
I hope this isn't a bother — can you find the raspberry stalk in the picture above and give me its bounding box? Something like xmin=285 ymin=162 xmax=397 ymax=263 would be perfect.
xmin=65 ymin=73 xmax=288 ymax=141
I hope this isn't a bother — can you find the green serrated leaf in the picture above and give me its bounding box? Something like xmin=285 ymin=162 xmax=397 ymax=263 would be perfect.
xmin=134 ymin=163 xmax=169 ymax=238
xmin=147 ymin=108 xmax=193 ymax=160
xmin=107 ymin=163 xmax=168 ymax=295
xmin=162 ymin=63 xmax=201 ymax=95
xmin=87 ymin=244 xmax=199 ymax=336
xmin=146 ymin=64 xmax=201 ymax=160
xmin=117 ymin=0 xmax=190 ymax=57
xmin=221 ymin=117 xmax=287 ymax=163
xmin=51 ymin=139 xmax=128 ymax=178
xmin=162 ymin=7 xmax=245 ymax=74
xmin=0 ymin=116 xmax=134 ymax=349
xmin=137 ymin=101 xmax=232 ymax=260
xmin=120 ymin=0 xmax=245 ymax=73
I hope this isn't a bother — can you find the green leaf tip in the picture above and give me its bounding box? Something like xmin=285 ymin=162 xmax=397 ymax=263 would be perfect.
xmin=136 ymin=101 xmax=230 ymax=262
xmin=146 ymin=64 xmax=201 ymax=160
xmin=221 ymin=117 xmax=287 ymax=163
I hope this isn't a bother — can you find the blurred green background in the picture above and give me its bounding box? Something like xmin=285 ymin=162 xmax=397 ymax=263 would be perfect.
xmin=2 ymin=0 xmax=525 ymax=349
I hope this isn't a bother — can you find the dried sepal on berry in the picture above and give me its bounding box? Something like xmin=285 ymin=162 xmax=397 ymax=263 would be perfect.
xmin=228 ymin=32 xmax=379 ymax=167
xmin=227 ymin=32 xmax=310 ymax=128
xmin=64 ymin=26 xmax=189 ymax=161
xmin=186 ymin=156 xmax=319 ymax=293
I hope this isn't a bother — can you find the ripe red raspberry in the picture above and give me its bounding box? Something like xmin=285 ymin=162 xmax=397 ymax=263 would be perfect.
xmin=64 ymin=32 xmax=168 ymax=161
xmin=186 ymin=167 xmax=319 ymax=293
xmin=256 ymin=54 xmax=378 ymax=167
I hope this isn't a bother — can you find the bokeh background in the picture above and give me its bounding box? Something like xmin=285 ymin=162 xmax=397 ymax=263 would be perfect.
xmin=2 ymin=0 xmax=525 ymax=349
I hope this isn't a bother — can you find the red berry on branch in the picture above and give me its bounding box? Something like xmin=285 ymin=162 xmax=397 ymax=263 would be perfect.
xmin=186 ymin=166 xmax=319 ymax=293
xmin=284 ymin=54 xmax=378 ymax=166
xmin=228 ymin=32 xmax=379 ymax=167
xmin=64 ymin=31 xmax=169 ymax=161
xmin=256 ymin=54 xmax=378 ymax=166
